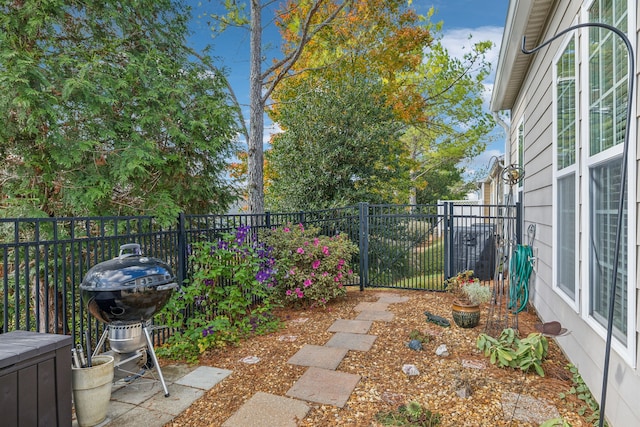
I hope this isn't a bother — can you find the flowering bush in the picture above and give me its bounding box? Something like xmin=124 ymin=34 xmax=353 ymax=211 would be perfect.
xmin=262 ymin=223 xmax=358 ymax=307
xmin=157 ymin=226 xmax=281 ymax=363
xmin=445 ymin=270 xmax=491 ymax=305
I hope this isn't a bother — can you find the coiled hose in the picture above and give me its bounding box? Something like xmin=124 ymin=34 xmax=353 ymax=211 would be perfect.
xmin=508 ymin=244 xmax=533 ymax=313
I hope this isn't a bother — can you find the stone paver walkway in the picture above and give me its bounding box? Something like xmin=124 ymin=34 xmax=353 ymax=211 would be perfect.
xmin=222 ymin=292 xmax=408 ymax=426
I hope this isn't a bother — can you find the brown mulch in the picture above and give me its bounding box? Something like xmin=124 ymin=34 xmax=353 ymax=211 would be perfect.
xmin=164 ymin=288 xmax=592 ymax=427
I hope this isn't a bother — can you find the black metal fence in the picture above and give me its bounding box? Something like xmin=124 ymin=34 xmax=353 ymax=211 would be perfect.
xmin=0 ymin=202 xmax=519 ymax=347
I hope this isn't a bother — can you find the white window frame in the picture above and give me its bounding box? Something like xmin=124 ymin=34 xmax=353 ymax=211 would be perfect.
xmin=579 ymin=0 xmax=636 ymax=366
xmin=552 ymin=31 xmax=580 ymax=311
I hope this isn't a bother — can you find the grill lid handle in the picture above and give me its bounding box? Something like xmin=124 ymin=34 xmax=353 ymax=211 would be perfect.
xmin=119 ymin=243 xmax=142 ymax=258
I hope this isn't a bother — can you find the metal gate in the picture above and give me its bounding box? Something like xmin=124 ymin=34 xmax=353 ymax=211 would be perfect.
xmin=358 ymin=202 xmax=520 ymax=290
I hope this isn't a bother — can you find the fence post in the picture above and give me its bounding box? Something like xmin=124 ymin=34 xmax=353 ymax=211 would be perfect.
xmin=265 ymin=211 xmax=271 ymax=228
xmin=444 ymin=202 xmax=455 ymax=279
xmin=358 ymin=202 xmax=369 ymax=291
xmin=177 ymin=213 xmax=187 ymax=286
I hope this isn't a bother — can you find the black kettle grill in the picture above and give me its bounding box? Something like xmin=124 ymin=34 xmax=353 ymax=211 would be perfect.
xmin=80 ymin=243 xmax=177 ymax=324
xmin=81 ymin=243 xmax=177 ymax=397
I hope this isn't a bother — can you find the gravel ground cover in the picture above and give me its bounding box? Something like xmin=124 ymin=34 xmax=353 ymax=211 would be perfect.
xmin=164 ymin=288 xmax=594 ymax=427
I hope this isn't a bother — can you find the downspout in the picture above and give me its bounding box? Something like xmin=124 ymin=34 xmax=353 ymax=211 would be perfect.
xmin=492 ymin=111 xmax=511 ymax=166
xmin=493 ymin=111 xmax=511 ymax=201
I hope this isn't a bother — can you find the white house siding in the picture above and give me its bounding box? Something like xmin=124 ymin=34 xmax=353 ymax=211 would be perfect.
xmin=493 ymin=1 xmax=640 ymax=425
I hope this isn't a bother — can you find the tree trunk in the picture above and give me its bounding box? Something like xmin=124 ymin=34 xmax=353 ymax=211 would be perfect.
xmin=248 ymin=0 xmax=265 ymax=215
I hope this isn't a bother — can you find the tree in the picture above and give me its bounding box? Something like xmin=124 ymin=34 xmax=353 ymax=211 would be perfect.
xmin=266 ymin=77 xmax=404 ymax=211
xmin=404 ymin=40 xmax=494 ymax=205
xmin=0 ymin=0 xmax=239 ymax=224
xmin=270 ymin=0 xmax=433 ymax=125
xmin=270 ymin=3 xmax=493 ymax=207
xmin=210 ymin=0 xmax=354 ymax=214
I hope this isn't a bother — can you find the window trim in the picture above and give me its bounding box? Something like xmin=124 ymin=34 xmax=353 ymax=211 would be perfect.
xmin=552 ymin=31 xmax=580 ymax=311
xmin=579 ymin=0 xmax=637 ymax=367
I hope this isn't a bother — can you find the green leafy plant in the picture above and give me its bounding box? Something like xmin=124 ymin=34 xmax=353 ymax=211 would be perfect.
xmin=375 ymin=401 xmax=442 ymax=426
xmin=559 ymin=364 xmax=606 ymax=426
xmin=409 ymin=329 xmax=431 ymax=345
xmin=261 ymin=223 xmax=358 ymax=307
xmin=446 ymin=270 xmax=491 ymax=305
xmin=476 ymin=328 xmax=548 ymax=376
xmin=157 ymin=226 xmax=281 ymax=363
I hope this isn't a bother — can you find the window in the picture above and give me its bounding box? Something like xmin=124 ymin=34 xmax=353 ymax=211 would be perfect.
xmin=587 ymin=0 xmax=629 ymax=344
xmin=554 ymin=36 xmax=578 ymax=301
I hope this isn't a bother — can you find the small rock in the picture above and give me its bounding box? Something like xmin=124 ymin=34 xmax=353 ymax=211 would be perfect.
xmin=435 ymin=344 xmax=449 ymax=357
xmin=402 ymin=364 xmax=420 ymax=376
xmin=239 ymin=355 xmax=260 ymax=364
xmin=277 ymin=335 xmax=297 ymax=342
xmin=407 ymin=339 xmax=423 ymax=351
xmin=456 ymin=383 xmax=473 ymax=398
xmin=462 ymin=359 xmax=486 ymax=369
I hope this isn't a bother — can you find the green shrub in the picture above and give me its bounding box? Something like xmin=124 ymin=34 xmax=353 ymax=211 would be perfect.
xmin=476 ymin=328 xmax=548 ymax=376
xmin=156 ymin=226 xmax=281 ymax=363
xmin=262 ymin=223 xmax=358 ymax=307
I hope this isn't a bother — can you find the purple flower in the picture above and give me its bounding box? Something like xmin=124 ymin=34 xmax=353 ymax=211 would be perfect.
xmin=256 ymin=269 xmax=272 ymax=283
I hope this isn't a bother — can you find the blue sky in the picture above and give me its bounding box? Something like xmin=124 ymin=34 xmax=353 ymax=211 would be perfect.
xmin=186 ymin=0 xmax=510 ymax=179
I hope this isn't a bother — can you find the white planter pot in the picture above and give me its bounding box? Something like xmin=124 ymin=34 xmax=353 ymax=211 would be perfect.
xmin=72 ymin=355 xmax=114 ymax=427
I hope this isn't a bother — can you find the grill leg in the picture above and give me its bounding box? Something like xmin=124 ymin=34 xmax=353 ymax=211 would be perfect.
xmin=142 ymin=324 xmax=170 ymax=397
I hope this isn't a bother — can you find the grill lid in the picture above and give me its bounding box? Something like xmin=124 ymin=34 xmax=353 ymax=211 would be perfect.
xmin=80 ymin=244 xmax=175 ymax=291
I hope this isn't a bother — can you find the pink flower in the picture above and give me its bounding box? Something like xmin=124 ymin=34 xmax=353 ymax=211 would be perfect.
xmin=348 ymin=269 xmax=353 ymax=275
xmin=312 ymin=259 xmax=321 ymax=269
xmin=295 ymin=287 xmax=304 ymax=298
xmin=313 ymin=238 xmax=319 ymax=246
xmin=338 ymin=259 xmax=345 ymax=266
xmin=322 ymin=271 xmax=329 ymax=277
xmin=289 ymin=268 xmax=296 ymax=275
xmin=297 ymin=247 xmax=305 ymax=254
xmin=322 ymin=246 xmax=330 ymax=256
xmin=283 ymin=227 xmax=290 ymax=232
xmin=298 ymin=223 xmax=305 ymax=231
xmin=304 ymin=279 xmax=312 ymax=287
xmin=286 ymin=289 xmax=293 ymax=296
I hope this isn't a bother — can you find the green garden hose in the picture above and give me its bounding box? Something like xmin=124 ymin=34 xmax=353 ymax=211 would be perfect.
xmin=508 ymin=244 xmax=533 ymax=313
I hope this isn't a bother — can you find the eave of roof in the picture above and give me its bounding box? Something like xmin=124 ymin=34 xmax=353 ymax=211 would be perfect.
xmin=490 ymin=0 xmax=556 ymax=112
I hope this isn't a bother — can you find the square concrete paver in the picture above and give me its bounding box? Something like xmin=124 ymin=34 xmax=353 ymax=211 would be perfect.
xmin=139 ymin=383 xmax=205 ymax=416
xmin=104 ymin=405 xmax=175 ymax=427
xmin=353 ymin=301 xmax=390 ymax=312
xmin=355 ymin=310 xmax=394 ymax=322
xmin=286 ymin=367 xmax=361 ymax=407
xmin=325 ymin=332 xmax=377 ymax=351
xmin=222 ymin=392 xmax=310 ymax=427
xmin=287 ymin=344 xmax=348 ymax=370
xmin=377 ymin=295 xmax=410 ymax=304
xmin=327 ymin=318 xmax=373 ymax=334
xmin=174 ymin=366 xmax=232 ymax=389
